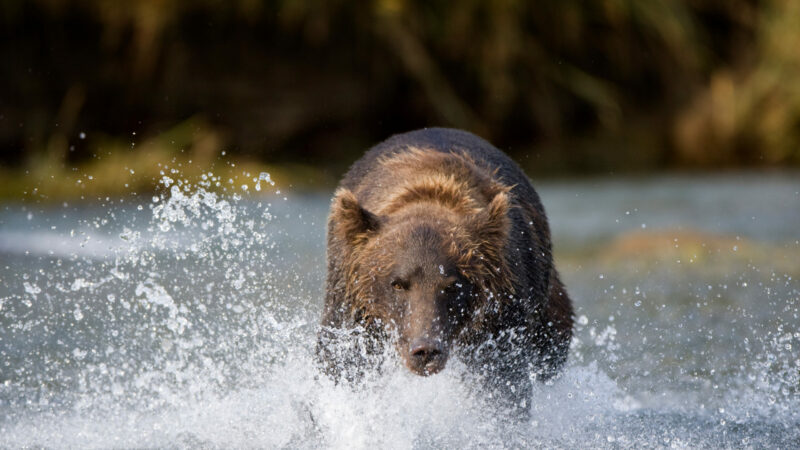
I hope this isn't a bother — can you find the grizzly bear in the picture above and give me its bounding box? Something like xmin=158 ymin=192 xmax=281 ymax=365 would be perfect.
xmin=317 ymin=128 xmax=573 ymax=406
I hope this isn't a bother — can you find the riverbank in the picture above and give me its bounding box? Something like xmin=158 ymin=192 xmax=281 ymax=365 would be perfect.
xmin=0 ymin=119 xmax=337 ymax=203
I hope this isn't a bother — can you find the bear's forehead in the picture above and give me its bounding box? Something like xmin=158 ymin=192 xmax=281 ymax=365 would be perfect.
xmin=406 ymin=223 xmax=444 ymax=245
xmin=364 ymin=221 xmax=463 ymax=276
xmin=394 ymin=252 xmax=456 ymax=274
xmin=374 ymin=221 xmax=449 ymax=247
xmin=392 ymin=244 xmax=459 ymax=280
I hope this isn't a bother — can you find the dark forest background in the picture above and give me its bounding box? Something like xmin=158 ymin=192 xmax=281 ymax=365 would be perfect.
xmin=1 ymin=0 xmax=799 ymax=198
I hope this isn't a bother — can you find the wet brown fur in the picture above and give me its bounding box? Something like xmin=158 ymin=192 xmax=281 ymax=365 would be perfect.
xmin=318 ymin=128 xmax=573 ymax=402
xmin=331 ymin=147 xmax=516 ymax=325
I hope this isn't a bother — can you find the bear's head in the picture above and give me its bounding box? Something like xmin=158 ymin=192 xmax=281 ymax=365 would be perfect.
xmin=329 ymin=187 xmax=513 ymax=376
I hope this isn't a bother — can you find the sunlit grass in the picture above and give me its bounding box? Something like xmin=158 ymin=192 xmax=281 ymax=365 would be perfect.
xmin=0 ymin=118 xmax=334 ymax=202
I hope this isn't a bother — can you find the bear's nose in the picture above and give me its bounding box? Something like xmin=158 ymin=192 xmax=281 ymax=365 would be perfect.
xmin=408 ymin=338 xmax=446 ymax=375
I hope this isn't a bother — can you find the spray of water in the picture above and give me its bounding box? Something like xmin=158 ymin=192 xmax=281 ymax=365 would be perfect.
xmin=1 ymin=172 xmax=798 ymax=448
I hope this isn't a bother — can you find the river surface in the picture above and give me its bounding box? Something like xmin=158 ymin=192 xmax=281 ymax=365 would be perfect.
xmin=1 ymin=172 xmax=799 ymax=448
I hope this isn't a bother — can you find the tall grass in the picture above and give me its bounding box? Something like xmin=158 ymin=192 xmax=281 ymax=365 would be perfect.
xmin=0 ymin=0 xmax=798 ymax=200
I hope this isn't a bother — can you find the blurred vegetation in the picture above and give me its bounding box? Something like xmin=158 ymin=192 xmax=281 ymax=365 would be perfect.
xmin=1 ymin=0 xmax=799 ymax=199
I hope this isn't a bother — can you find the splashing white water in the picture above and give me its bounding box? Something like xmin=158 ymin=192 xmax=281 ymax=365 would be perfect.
xmin=1 ymin=172 xmax=799 ymax=448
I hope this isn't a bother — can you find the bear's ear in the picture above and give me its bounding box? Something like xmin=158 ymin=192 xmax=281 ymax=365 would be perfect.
xmin=330 ymin=188 xmax=381 ymax=245
xmin=467 ymin=191 xmax=511 ymax=254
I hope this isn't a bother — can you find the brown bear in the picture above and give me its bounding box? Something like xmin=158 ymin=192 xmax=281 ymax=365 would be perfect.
xmin=317 ymin=128 xmax=572 ymax=406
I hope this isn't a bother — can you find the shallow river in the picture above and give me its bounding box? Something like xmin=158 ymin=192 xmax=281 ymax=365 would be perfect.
xmin=1 ymin=172 xmax=799 ymax=448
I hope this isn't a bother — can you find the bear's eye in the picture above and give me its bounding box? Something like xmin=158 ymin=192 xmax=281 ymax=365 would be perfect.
xmin=391 ymin=280 xmax=407 ymax=291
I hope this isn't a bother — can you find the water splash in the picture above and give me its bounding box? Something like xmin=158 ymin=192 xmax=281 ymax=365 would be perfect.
xmin=254 ymin=172 xmax=274 ymax=193
xmin=1 ymin=172 xmax=799 ymax=448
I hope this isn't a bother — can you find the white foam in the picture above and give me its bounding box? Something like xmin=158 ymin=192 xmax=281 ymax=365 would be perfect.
xmin=2 ymin=173 xmax=799 ymax=449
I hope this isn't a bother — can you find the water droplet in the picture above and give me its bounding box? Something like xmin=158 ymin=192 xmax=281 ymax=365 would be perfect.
xmin=23 ymin=282 xmax=41 ymax=296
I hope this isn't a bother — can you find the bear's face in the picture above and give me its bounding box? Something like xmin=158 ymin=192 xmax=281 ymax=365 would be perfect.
xmin=329 ymin=187 xmax=512 ymax=376
xmin=364 ymin=224 xmax=476 ymax=375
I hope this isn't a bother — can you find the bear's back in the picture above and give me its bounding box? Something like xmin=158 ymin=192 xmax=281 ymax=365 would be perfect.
xmin=340 ymin=128 xmax=533 ymax=198
xmin=338 ymin=128 xmax=552 ymax=263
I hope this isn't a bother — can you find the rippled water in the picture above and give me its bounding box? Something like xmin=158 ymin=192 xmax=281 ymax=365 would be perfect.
xmin=1 ymin=172 xmax=799 ymax=448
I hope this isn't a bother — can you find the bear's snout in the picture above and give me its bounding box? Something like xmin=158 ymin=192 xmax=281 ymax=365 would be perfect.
xmin=406 ymin=338 xmax=448 ymax=376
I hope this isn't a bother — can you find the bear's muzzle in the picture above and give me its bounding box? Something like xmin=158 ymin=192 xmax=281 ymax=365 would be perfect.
xmin=405 ymin=337 xmax=448 ymax=376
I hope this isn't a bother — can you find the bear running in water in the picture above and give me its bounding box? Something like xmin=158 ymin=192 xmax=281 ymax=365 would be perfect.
xmin=317 ymin=128 xmax=573 ymax=407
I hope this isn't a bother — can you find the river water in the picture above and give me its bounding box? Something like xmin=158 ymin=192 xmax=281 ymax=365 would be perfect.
xmin=1 ymin=172 xmax=798 ymax=448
